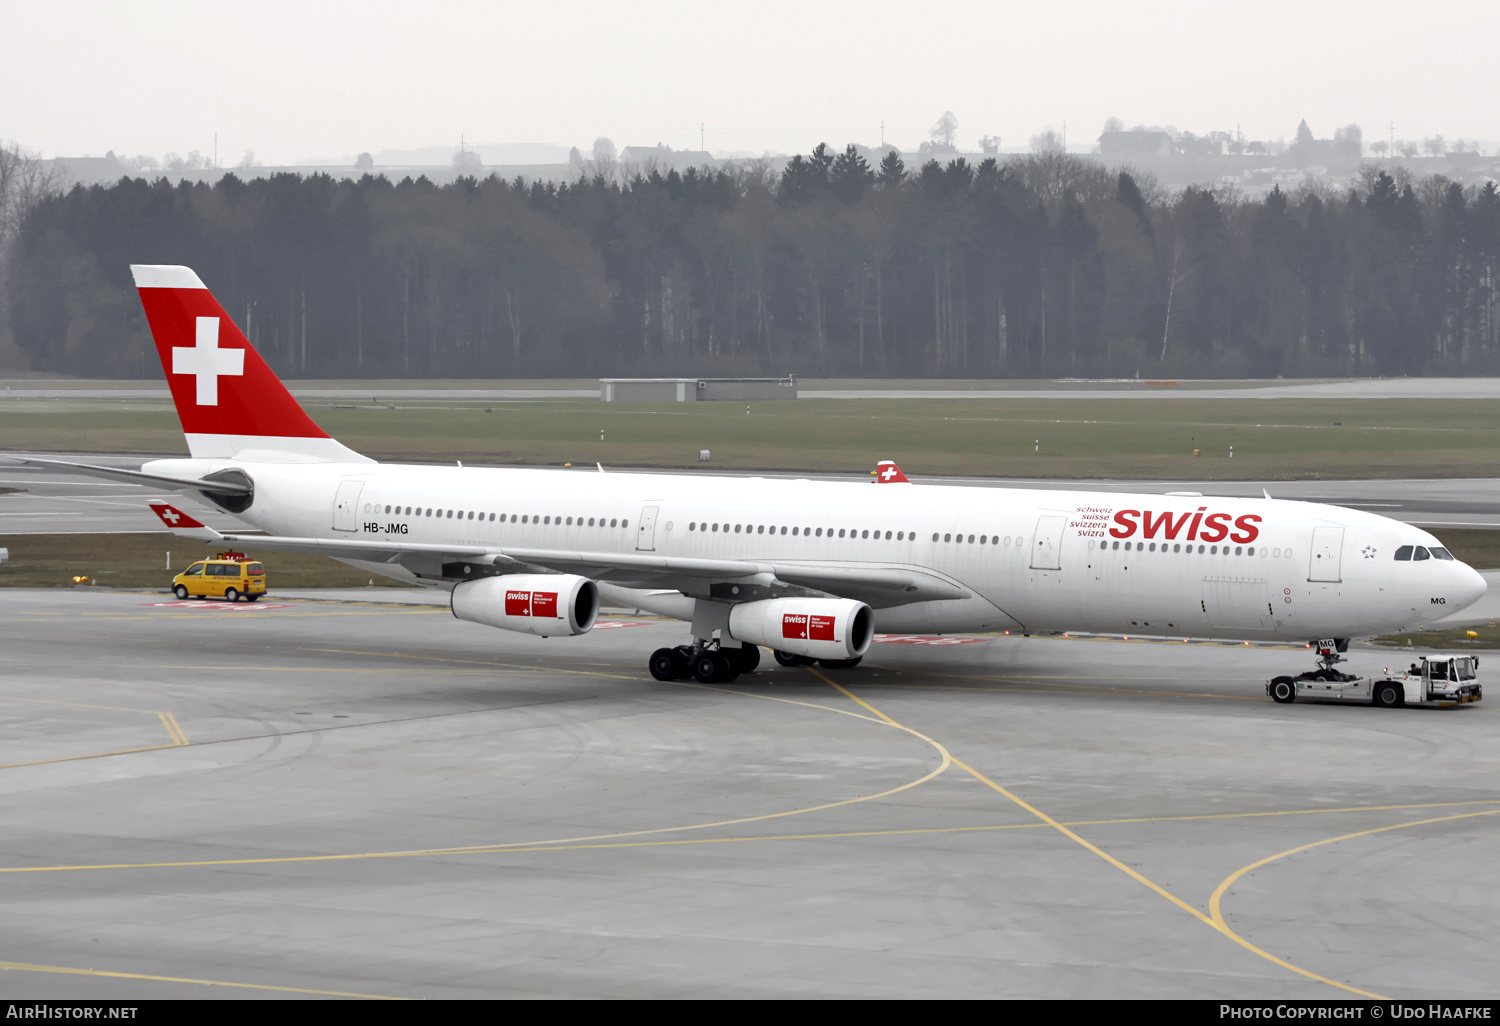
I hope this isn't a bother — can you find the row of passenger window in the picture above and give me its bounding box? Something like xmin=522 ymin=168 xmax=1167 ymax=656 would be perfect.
xmin=1089 ymin=539 xmax=1295 ymax=558
xmin=1394 ymin=545 xmax=1453 ymax=561
xmin=690 ymin=522 xmax=912 ymax=540
xmin=364 ymin=503 xmax=628 ymax=529
xmin=687 ymin=522 xmax=1026 ymax=546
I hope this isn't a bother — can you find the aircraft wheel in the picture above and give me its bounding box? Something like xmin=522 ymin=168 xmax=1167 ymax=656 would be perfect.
xmin=173 ymin=585 xmax=188 ymax=600
xmin=671 ymin=646 xmax=694 ymax=679
xmin=1374 ymin=681 xmax=1405 ymax=708
xmin=225 ymin=587 xmax=240 ymax=603
xmin=818 ymin=656 xmax=863 ymax=670
xmin=730 ymin=645 xmax=761 ymax=673
xmin=693 ymin=651 xmax=738 ymax=684
xmin=773 ymin=650 xmax=813 ymax=667
xmin=1270 ymin=676 xmax=1297 ymax=703
xmin=649 ymin=648 xmax=679 ymax=682
xmin=692 ymin=651 xmax=724 ymax=683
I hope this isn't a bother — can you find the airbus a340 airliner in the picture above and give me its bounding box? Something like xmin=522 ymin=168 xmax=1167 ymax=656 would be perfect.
xmin=18 ymin=265 xmax=1487 ymax=686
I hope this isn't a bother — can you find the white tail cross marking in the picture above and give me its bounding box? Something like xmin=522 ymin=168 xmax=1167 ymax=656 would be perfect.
xmin=172 ymin=317 xmax=244 ymax=406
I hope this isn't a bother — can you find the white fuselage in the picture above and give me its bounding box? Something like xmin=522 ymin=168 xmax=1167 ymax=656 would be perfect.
xmin=146 ymin=458 xmax=1487 ymax=642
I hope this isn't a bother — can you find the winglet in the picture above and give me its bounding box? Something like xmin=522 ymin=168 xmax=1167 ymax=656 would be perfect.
xmin=149 ymin=502 xmax=221 ymax=540
xmin=874 ymin=460 xmax=910 ymax=484
xmin=1263 ymin=488 xmax=1273 ymax=500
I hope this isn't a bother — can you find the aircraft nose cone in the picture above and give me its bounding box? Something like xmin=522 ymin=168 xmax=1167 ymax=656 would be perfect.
xmin=1453 ymin=564 xmax=1488 ymax=613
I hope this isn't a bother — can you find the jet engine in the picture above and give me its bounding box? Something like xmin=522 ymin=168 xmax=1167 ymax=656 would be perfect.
xmin=451 ymin=574 xmax=599 ymax=637
xmin=728 ymin=597 xmax=873 ymax=660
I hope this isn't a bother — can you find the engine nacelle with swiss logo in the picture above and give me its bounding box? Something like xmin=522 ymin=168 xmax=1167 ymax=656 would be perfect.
xmin=728 ymin=597 xmax=874 ymax=660
xmin=450 ymin=574 xmax=600 ymax=637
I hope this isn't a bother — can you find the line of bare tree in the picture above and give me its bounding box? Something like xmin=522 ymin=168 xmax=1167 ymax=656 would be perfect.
xmin=6 ymin=146 xmax=1499 ymax=379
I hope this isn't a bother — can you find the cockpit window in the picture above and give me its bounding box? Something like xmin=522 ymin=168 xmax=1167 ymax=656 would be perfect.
xmin=1413 ymin=546 xmax=1431 ymax=561
xmin=1394 ymin=545 xmax=1413 ymax=561
xmin=1429 ymin=547 xmax=1454 ymax=560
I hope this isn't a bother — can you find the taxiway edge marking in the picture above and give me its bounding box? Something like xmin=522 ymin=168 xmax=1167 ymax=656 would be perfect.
xmin=0 ymin=959 xmax=403 ymax=999
xmin=1208 ymin=809 xmax=1500 ymax=1000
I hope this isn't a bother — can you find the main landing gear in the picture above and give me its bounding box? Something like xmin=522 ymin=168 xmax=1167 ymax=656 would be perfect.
xmin=1269 ymin=639 xmax=1355 ymax=704
xmin=649 ymin=642 xmax=762 ymax=684
xmin=647 ymin=643 xmax=863 ymax=684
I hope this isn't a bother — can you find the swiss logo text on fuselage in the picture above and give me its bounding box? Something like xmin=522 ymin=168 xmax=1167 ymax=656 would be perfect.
xmin=1109 ymin=507 xmax=1262 ymax=544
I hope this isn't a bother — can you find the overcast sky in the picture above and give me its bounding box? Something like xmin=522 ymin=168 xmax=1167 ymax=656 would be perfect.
xmin=3 ymin=0 xmax=1496 ymax=163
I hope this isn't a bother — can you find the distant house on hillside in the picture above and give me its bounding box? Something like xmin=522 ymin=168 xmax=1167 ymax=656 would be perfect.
xmin=618 ymin=145 xmax=717 ymax=172
xmin=1099 ymin=131 xmax=1174 ymax=160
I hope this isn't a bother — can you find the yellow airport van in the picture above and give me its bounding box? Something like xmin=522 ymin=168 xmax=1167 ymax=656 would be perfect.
xmin=172 ymin=552 xmax=267 ymax=602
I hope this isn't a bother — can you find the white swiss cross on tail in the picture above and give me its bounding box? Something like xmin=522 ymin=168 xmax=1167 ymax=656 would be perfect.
xmin=875 ymin=460 xmax=910 ymax=484
xmin=172 ymin=317 xmax=244 ymax=406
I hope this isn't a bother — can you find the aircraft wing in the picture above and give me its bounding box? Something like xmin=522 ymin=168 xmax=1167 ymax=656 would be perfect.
xmin=767 ymin=562 xmax=968 ymax=605
xmin=194 ymin=529 xmax=967 ymax=607
xmin=483 ymin=548 xmax=966 ymax=606
xmin=215 ymin=531 xmax=492 ymax=563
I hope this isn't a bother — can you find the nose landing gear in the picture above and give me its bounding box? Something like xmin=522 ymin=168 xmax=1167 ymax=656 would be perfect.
xmin=1269 ymin=638 xmax=1357 ymax=703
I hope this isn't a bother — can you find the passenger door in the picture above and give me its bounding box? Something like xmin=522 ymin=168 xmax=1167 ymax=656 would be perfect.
xmin=636 ymin=505 xmax=660 ymax=551
xmin=1030 ymin=515 xmax=1066 ymax=570
xmin=332 ymin=479 xmax=364 ymax=533
xmin=1309 ymin=526 xmax=1344 ymax=582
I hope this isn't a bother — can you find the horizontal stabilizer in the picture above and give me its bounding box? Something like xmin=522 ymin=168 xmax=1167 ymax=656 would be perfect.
xmin=9 ymin=456 xmax=253 ymax=494
xmin=148 ymin=502 xmax=222 ymax=541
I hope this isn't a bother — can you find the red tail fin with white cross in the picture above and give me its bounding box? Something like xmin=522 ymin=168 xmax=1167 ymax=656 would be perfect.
xmin=131 ymin=265 xmax=370 ymax=463
xmin=874 ymin=460 xmax=911 ymax=484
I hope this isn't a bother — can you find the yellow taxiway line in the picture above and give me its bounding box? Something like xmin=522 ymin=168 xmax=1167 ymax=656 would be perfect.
xmin=811 ymin=669 xmax=1394 ymax=1000
xmin=0 ymin=696 xmax=188 ymax=769
xmin=0 ymin=959 xmax=401 ymax=999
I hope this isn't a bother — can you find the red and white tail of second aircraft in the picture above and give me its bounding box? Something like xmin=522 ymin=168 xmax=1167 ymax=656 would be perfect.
xmin=23 ymin=264 xmax=1487 ymax=684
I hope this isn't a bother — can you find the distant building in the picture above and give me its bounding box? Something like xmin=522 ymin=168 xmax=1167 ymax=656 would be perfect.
xmin=1099 ymin=131 xmax=1175 ymax=160
xmin=617 ymin=145 xmax=717 ymax=172
xmin=600 ymin=377 xmax=797 ymax=403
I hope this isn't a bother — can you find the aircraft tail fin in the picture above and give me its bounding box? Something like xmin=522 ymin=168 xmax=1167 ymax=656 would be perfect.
xmin=131 ymin=265 xmax=372 ymax=464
